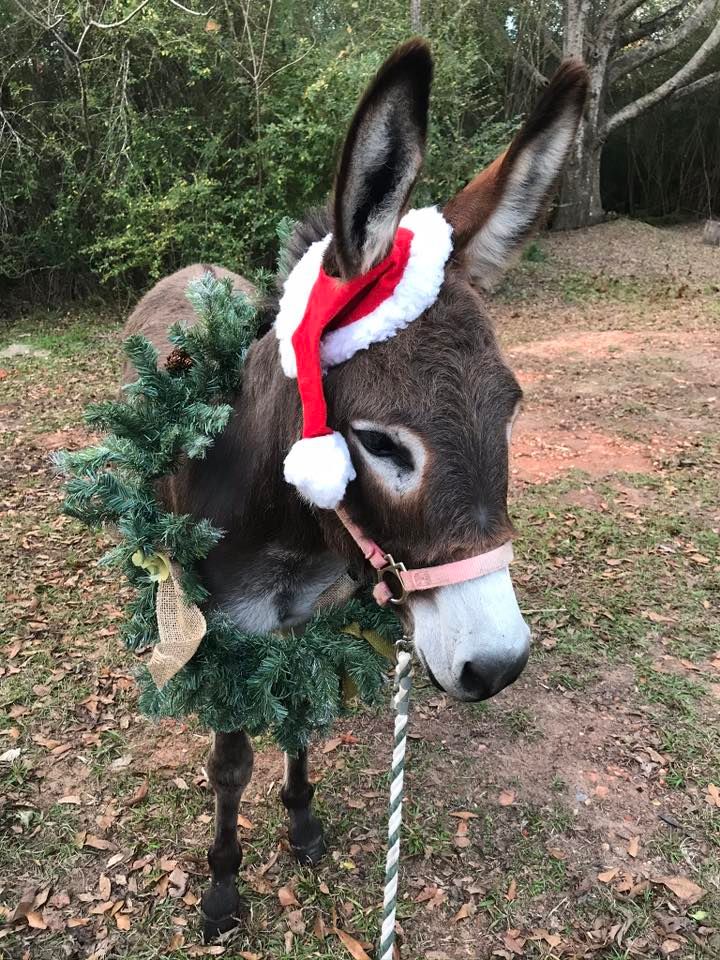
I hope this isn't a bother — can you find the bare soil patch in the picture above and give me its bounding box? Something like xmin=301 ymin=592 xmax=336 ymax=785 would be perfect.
xmin=511 ymin=423 xmax=654 ymax=483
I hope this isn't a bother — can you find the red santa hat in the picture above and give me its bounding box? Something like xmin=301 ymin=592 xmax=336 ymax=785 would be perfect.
xmin=274 ymin=206 xmax=453 ymax=509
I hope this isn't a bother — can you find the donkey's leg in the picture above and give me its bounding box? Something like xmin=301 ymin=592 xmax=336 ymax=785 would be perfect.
xmin=281 ymin=750 xmax=326 ymax=866
xmin=201 ymin=730 xmax=253 ymax=941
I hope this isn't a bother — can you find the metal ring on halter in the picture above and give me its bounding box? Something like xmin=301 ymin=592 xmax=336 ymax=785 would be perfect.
xmin=396 ymin=633 xmax=414 ymax=654
xmin=377 ymin=555 xmax=408 ymax=605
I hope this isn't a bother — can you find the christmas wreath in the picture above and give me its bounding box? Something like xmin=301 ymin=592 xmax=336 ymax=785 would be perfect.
xmin=56 ymin=270 xmax=399 ymax=755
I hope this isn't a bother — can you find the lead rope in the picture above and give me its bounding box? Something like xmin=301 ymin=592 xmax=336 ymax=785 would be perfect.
xmin=378 ymin=636 xmax=413 ymax=960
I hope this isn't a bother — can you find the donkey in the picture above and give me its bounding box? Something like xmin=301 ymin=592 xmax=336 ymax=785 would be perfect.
xmin=123 ymin=41 xmax=588 ymax=938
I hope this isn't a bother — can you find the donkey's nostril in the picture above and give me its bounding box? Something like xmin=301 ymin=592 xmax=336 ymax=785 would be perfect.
xmin=459 ymin=662 xmax=494 ymax=700
xmin=460 ymin=649 xmax=529 ymax=701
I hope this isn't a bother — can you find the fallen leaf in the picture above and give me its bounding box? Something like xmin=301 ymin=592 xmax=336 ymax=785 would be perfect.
xmin=115 ymin=913 xmax=131 ymax=931
xmin=453 ymin=902 xmax=475 ymax=922
xmin=615 ymin=872 xmax=635 ymax=894
xmin=0 ymin=748 xmax=22 ymax=763
xmin=167 ymin=932 xmax=185 ymax=949
xmin=126 ymin=781 xmax=149 ymax=807
xmin=334 ymin=928 xmax=371 ymax=959
xmin=661 ymin=940 xmax=682 ymax=956
xmin=167 ymin=867 xmax=188 ymax=898
xmin=25 ymin=911 xmax=47 ymax=930
xmin=656 ymin=875 xmax=705 ymax=904
xmin=322 ymin=738 xmax=342 ymax=754
xmin=643 ymin=611 xmax=676 ymax=624
xmin=705 ymin=784 xmax=720 ymax=808
xmin=84 ymin=835 xmax=115 ymax=851
xmin=58 ymin=795 xmax=81 ymax=805
xmin=505 ymin=878 xmax=517 ymax=902
xmin=503 ymin=931 xmax=526 ymax=955
xmin=598 ymin=868 xmax=618 ymax=883
xmin=278 ymin=886 xmax=299 ymax=908
xmin=498 ymin=789 xmax=516 ymax=807
xmin=237 ymin=815 xmax=254 ymax=830
xmin=109 ymin=754 xmax=133 ymax=771
xmin=627 ymin=836 xmax=640 ymax=858
xmin=98 ymin=875 xmax=112 ymax=900
xmin=9 ymin=886 xmax=37 ymax=922
xmin=89 ymin=900 xmax=114 ymax=915
xmin=286 ymin=909 xmax=306 ymax=935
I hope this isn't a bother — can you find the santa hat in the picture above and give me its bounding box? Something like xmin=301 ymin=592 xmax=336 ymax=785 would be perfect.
xmin=275 ymin=206 xmax=453 ymax=509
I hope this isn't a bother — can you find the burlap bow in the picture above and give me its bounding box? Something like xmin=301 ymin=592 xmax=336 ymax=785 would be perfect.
xmin=131 ymin=551 xmax=206 ymax=689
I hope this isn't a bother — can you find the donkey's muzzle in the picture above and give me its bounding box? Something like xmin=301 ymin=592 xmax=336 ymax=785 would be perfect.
xmin=458 ymin=646 xmax=529 ymax=701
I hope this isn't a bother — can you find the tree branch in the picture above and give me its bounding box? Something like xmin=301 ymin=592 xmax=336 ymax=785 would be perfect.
xmin=610 ymin=0 xmax=718 ymax=81
xmin=166 ymin=0 xmax=209 ymax=15
xmin=616 ymin=0 xmax=688 ymax=48
xmin=516 ymin=53 xmax=549 ymax=87
xmin=88 ymin=0 xmax=151 ymax=30
xmin=610 ymin=0 xmax=651 ymax=22
xmin=604 ymin=13 xmax=720 ymax=136
xmin=668 ymin=68 xmax=720 ymax=99
xmin=542 ymin=26 xmax=562 ymax=60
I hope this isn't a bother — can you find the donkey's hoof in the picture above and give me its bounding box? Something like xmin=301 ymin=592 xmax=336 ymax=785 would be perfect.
xmin=291 ymin=821 xmax=326 ymax=866
xmin=201 ymin=882 xmax=244 ymax=942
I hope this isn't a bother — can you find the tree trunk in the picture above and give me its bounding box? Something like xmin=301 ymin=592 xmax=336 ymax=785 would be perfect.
xmin=410 ymin=0 xmax=421 ymax=32
xmin=703 ymin=219 xmax=720 ymax=245
xmin=554 ymin=126 xmax=603 ymax=230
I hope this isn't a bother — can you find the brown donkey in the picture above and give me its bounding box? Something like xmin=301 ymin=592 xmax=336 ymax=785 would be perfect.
xmin=123 ymin=41 xmax=588 ymax=939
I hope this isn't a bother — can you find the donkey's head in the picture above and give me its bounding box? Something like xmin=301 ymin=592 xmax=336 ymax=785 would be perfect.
xmin=274 ymin=41 xmax=587 ymax=702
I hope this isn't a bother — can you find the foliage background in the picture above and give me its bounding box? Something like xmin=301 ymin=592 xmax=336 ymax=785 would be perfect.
xmin=1 ymin=0 xmax=718 ymax=306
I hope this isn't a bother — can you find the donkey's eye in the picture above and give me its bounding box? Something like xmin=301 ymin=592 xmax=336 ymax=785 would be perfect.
xmin=354 ymin=429 xmax=414 ymax=470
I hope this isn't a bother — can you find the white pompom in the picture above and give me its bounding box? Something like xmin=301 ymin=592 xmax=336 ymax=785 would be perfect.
xmin=283 ymin=432 xmax=356 ymax=509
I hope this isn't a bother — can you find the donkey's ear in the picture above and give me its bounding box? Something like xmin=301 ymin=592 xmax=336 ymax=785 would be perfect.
xmin=443 ymin=60 xmax=588 ymax=290
xmin=331 ymin=39 xmax=432 ymax=278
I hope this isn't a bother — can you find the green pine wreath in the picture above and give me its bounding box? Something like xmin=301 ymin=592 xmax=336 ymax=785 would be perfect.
xmin=57 ymin=270 xmax=399 ymax=755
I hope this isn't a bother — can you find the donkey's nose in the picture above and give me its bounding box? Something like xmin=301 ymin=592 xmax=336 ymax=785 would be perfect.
xmin=459 ymin=648 xmax=529 ymax=701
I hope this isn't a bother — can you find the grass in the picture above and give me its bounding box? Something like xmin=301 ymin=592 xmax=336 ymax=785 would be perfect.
xmin=1 ymin=275 xmax=719 ymax=959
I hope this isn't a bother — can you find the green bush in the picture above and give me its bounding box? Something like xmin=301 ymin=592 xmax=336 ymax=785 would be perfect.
xmin=0 ymin=0 xmax=514 ymax=305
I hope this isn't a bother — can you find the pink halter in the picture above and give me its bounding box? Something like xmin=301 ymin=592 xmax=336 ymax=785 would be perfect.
xmin=335 ymin=507 xmax=514 ymax=607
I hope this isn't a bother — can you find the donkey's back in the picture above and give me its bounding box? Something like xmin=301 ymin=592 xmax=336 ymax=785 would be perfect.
xmin=121 ymin=264 xmax=256 ymax=383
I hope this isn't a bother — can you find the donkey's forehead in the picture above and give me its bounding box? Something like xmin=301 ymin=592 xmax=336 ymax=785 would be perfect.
xmin=328 ymin=271 xmax=521 ymax=423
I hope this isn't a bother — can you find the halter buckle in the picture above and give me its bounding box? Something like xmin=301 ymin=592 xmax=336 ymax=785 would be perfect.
xmin=378 ymin=555 xmax=408 ymax=605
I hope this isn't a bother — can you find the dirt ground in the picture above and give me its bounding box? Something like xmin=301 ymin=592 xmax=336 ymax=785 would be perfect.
xmin=1 ymin=219 xmax=719 ymax=960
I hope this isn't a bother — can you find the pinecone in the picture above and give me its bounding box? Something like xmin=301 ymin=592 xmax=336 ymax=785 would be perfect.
xmin=165 ymin=347 xmax=193 ymax=374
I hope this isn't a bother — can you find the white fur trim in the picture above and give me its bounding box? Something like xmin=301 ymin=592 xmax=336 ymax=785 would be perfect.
xmin=275 ymin=233 xmax=332 ymax=377
xmin=274 ymin=207 xmax=452 ymax=378
xmin=283 ymin=432 xmax=356 ymax=510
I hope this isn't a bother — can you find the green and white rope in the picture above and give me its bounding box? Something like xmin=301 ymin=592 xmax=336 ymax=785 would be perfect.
xmin=378 ymin=638 xmax=413 ymax=960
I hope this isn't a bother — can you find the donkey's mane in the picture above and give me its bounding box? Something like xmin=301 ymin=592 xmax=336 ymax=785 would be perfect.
xmin=278 ymin=207 xmax=332 ymax=283
xmin=254 ymin=206 xmax=332 ymax=340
